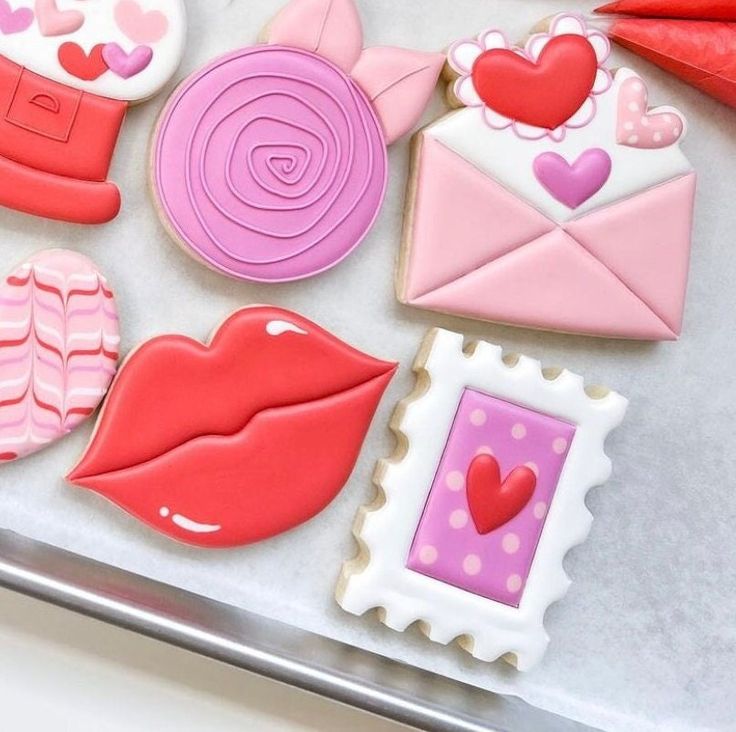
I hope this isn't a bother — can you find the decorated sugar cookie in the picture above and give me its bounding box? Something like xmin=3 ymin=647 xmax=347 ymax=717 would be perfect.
xmin=398 ymin=13 xmax=696 ymax=340
xmin=337 ymin=328 xmax=627 ymax=670
xmin=151 ymin=0 xmax=443 ymax=282
xmin=67 ymin=306 xmax=397 ymax=548
xmin=0 ymin=0 xmax=186 ymax=224
xmin=0 ymin=249 xmax=119 ymax=462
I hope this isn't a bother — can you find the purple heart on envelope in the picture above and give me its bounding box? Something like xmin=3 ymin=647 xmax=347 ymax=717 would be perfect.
xmin=102 ymin=43 xmax=153 ymax=79
xmin=533 ymin=148 xmax=612 ymax=209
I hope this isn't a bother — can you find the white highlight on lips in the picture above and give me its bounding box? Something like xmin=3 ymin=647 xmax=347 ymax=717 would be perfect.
xmin=266 ymin=320 xmax=308 ymax=337
xmin=158 ymin=506 xmax=221 ymax=534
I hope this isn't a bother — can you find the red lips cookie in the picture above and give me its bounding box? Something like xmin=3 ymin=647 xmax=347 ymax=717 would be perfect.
xmin=68 ymin=306 xmax=397 ymax=548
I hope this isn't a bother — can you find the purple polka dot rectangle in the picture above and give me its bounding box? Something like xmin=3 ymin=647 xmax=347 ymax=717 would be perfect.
xmin=407 ymin=388 xmax=575 ymax=607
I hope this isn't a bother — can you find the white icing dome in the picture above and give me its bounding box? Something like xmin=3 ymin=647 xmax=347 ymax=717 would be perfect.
xmin=0 ymin=0 xmax=186 ymax=102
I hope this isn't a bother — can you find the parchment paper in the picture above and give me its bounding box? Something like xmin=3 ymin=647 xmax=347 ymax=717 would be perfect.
xmin=0 ymin=2 xmax=733 ymax=731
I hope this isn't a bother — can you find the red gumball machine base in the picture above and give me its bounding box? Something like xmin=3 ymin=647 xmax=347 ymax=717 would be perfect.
xmin=0 ymin=55 xmax=127 ymax=224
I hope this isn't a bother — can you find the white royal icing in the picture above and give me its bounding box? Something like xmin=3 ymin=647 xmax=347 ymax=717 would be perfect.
xmin=337 ymin=329 xmax=628 ymax=670
xmin=0 ymin=0 xmax=186 ymax=102
xmin=428 ymin=68 xmax=692 ymax=223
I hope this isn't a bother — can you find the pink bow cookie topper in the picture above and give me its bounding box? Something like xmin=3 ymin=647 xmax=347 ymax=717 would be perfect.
xmin=267 ymin=0 xmax=444 ymax=144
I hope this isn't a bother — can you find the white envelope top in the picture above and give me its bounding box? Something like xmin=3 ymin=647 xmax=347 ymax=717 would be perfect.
xmin=430 ymin=68 xmax=693 ymax=224
xmin=440 ymin=13 xmax=693 ymax=223
xmin=0 ymin=0 xmax=187 ymax=102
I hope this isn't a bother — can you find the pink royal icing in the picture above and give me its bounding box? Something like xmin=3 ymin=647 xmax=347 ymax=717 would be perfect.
xmin=154 ymin=46 xmax=388 ymax=282
xmin=0 ymin=249 xmax=119 ymax=463
xmin=616 ymin=76 xmax=685 ymax=149
xmin=407 ymin=388 xmax=574 ymax=607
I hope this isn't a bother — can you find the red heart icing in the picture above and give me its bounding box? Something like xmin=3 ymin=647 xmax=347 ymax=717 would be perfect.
xmin=58 ymin=42 xmax=109 ymax=81
xmin=471 ymin=34 xmax=598 ymax=130
xmin=466 ymin=454 xmax=537 ymax=535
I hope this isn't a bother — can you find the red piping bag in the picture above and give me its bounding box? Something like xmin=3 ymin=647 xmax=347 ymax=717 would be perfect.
xmin=591 ymin=10 xmax=736 ymax=108
xmin=596 ymin=0 xmax=736 ymax=21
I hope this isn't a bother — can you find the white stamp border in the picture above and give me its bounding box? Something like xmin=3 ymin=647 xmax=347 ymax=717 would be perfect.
xmin=337 ymin=328 xmax=628 ymax=670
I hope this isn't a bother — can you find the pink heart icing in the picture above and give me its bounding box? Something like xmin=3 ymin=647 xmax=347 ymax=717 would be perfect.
xmin=114 ymin=0 xmax=168 ymax=45
xmin=616 ymin=76 xmax=684 ymax=150
xmin=0 ymin=0 xmax=33 ymax=34
xmin=102 ymin=42 xmax=153 ymax=79
xmin=533 ymin=148 xmax=612 ymax=209
xmin=35 ymin=0 xmax=84 ymax=37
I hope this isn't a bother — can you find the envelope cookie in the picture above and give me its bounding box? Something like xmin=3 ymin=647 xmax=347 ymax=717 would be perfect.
xmin=398 ymin=13 xmax=696 ymax=340
xmin=0 ymin=0 xmax=186 ymax=223
xmin=337 ymin=328 xmax=627 ymax=669
xmin=151 ymin=0 xmax=443 ymax=282
xmin=67 ymin=306 xmax=397 ymax=548
xmin=0 ymin=249 xmax=119 ymax=463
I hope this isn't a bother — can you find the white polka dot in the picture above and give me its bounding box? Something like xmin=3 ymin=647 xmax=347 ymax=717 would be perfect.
xmin=525 ymin=461 xmax=539 ymax=477
xmin=506 ymin=574 xmax=523 ymax=593
xmin=419 ymin=545 xmax=438 ymax=565
xmin=449 ymin=509 xmax=468 ymax=529
xmin=463 ymin=554 xmax=482 ymax=575
xmin=627 ymin=134 xmax=639 ymax=145
xmin=664 ymin=114 xmax=672 ymax=123
xmin=502 ymin=533 xmax=520 ymax=554
xmin=470 ymin=409 xmax=487 ymax=426
xmin=627 ymin=101 xmax=639 ymax=112
xmin=511 ymin=423 xmax=526 ymax=440
xmin=446 ymin=471 xmax=464 ymax=491
xmin=653 ymin=132 xmax=662 ymax=143
xmin=476 ymin=445 xmax=493 ymax=456
xmin=159 ymin=507 xmax=170 ymax=518
xmin=640 ymin=116 xmax=649 ymax=127
xmin=633 ymin=81 xmax=643 ymax=92
xmin=623 ymin=121 xmax=634 ymax=131
xmin=552 ymin=437 xmax=568 ymax=454
xmin=534 ymin=501 xmax=547 ymax=520
xmin=673 ymin=127 xmax=680 ymax=137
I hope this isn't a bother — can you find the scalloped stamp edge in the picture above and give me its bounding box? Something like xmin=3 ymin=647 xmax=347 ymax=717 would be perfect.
xmin=336 ymin=327 xmax=628 ymax=671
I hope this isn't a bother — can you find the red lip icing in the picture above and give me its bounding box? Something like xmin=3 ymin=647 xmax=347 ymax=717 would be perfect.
xmin=67 ymin=306 xmax=397 ymax=548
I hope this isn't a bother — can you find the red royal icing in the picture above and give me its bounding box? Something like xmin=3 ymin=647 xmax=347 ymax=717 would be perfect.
xmin=471 ymin=35 xmax=598 ymax=131
xmin=466 ymin=454 xmax=537 ymax=534
xmin=67 ymin=306 xmax=397 ymax=548
xmin=58 ymin=42 xmax=109 ymax=81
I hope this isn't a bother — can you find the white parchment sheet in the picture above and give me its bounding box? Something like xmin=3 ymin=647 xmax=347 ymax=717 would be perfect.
xmin=0 ymin=2 xmax=734 ymax=731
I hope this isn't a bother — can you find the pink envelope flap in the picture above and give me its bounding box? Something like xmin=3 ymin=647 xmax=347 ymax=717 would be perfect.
xmin=565 ymin=172 xmax=696 ymax=334
xmin=402 ymin=136 xmax=555 ymax=301
xmin=403 ymin=140 xmax=696 ymax=340
xmin=409 ymin=227 xmax=676 ymax=340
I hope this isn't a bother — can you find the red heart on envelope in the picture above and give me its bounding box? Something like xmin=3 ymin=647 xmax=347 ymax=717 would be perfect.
xmin=471 ymin=34 xmax=598 ymax=130
xmin=466 ymin=454 xmax=537 ymax=534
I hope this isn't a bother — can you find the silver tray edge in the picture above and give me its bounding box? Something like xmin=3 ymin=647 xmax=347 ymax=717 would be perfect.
xmin=0 ymin=529 xmax=596 ymax=732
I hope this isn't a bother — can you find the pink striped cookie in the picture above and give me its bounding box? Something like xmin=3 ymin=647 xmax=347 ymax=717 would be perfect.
xmin=0 ymin=249 xmax=119 ymax=462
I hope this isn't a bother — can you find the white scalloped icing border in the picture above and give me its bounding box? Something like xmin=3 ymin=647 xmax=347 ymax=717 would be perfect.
xmin=336 ymin=328 xmax=628 ymax=671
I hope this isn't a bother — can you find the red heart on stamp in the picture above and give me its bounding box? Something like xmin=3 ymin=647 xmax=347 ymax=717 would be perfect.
xmin=466 ymin=454 xmax=537 ymax=534
xmin=58 ymin=42 xmax=109 ymax=81
xmin=471 ymin=34 xmax=598 ymax=130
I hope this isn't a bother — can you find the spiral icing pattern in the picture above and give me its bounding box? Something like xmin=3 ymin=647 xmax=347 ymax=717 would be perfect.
xmin=153 ymin=46 xmax=388 ymax=282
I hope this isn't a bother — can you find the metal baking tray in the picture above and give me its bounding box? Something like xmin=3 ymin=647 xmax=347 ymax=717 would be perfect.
xmin=0 ymin=0 xmax=732 ymax=730
xmin=0 ymin=529 xmax=593 ymax=731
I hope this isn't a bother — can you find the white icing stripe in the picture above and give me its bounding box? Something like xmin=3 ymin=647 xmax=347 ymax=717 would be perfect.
xmin=171 ymin=513 xmax=221 ymax=534
xmin=266 ymin=320 xmax=308 ymax=336
xmin=0 ymin=317 xmax=31 ymax=329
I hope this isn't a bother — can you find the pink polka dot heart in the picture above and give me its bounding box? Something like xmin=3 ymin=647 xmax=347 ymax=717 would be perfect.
xmin=616 ymin=76 xmax=684 ymax=150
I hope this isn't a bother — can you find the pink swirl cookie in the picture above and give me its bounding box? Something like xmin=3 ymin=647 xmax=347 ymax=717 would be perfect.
xmin=152 ymin=0 xmax=443 ymax=282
